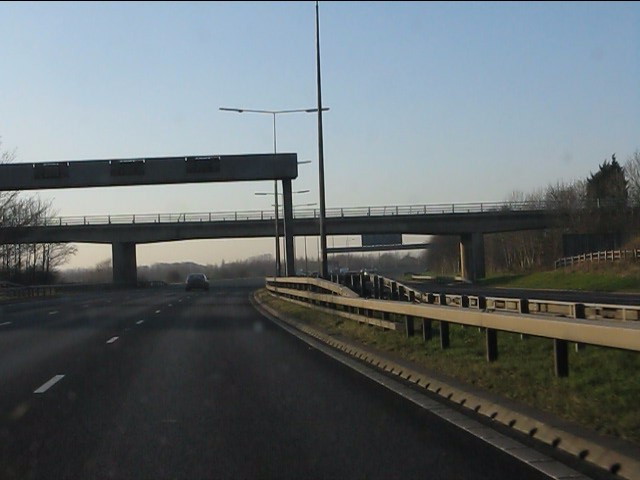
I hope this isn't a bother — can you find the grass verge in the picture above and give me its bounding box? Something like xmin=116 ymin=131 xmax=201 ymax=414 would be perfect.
xmin=256 ymin=289 xmax=640 ymax=447
xmin=475 ymin=261 xmax=640 ymax=292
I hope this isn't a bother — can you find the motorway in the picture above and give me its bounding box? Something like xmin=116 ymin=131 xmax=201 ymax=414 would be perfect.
xmin=0 ymin=282 xmax=568 ymax=480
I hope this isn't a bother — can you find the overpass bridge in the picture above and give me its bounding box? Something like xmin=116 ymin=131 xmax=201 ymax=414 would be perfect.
xmin=0 ymin=154 xmax=560 ymax=286
xmin=0 ymin=201 xmax=555 ymax=284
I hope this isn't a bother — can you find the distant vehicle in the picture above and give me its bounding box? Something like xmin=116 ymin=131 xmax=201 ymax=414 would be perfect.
xmin=185 ymin=273 xmax=209 ymax=291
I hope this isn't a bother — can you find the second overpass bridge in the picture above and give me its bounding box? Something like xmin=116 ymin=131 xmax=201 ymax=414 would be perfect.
xmin=0 ymin=201 xmax=555 ymax=285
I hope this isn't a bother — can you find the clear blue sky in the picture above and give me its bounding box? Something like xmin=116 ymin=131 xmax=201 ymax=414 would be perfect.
xmin=1 ymin=1 xmax=638 ymax=269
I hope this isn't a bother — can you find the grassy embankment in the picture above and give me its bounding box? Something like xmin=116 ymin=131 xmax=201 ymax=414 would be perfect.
xmin=256 ymin=265 xmax=640 ymax=446
xmin=481 ymin=261 xmax=640 ymax=292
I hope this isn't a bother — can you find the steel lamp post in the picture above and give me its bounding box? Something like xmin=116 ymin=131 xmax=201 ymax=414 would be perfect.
xmin=220 ymin=107 xmax=327 ymax=276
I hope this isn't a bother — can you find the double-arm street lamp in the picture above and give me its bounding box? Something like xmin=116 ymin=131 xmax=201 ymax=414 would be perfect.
xmin=220 ymin=106 xmax=328 ymax=276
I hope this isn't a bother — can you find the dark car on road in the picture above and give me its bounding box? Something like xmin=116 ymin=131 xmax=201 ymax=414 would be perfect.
xmin=185 ymin=273 xmax=209 ymax=291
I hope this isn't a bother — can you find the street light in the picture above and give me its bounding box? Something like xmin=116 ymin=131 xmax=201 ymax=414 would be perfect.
xmin=315 ymin=1 xmax=329 ymax=279
xmin=270 ymin=201 xmax=318 ymax=276
xmin=220 ymin=106 xmax=328 ymax=277
xmin=299 ymin=202 xmax=318 ymax=275
xmin=255 ymin=188 xmax=310 ymax=276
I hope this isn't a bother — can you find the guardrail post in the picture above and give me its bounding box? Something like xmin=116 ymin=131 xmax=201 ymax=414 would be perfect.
xmin=574 ymin=303 xmax=586 ymax=352
xmin=408 ymin=290 xmax=415 ymax=303
xmin=378 ymin=276 xmax=385 ymax=299
xmin=404 ymin=315 xmax=415 ymax=338
xmin=373 ymin=275 xmax=380 ymax=299
xmin=398 ymin=285 xmax=406 ymax=301
xmin=486 ymin=329 xmax=498 ymax=361
xmin=554 ymin=339 xmax=569 ymax=377
xmin=422 ymin=319 xmax=432 ymax=341
xmin=439 ymin=321 xmax=450 ymax=349
xmin=391 ymin=282 xmax=399 ymax=300
xmin=519 ymin=299 xmax=530 ymax=339
xmin=359 ymin=272 xmax=366 ymax=297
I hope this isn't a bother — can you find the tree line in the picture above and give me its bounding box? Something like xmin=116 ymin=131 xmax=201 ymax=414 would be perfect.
xmin=426 ymin=151 xmax=640 ymax=276
xmin=60 ymin=251 xmax=426 ymax=284
xmin=0 ymin=140 xmax=77 ymax=284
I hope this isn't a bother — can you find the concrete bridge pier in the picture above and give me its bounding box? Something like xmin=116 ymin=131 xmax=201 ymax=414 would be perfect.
xmin=112 ymin=242 xmax=138 ymax=287
xmin=459 ymin=232 xmax=485 ymax=282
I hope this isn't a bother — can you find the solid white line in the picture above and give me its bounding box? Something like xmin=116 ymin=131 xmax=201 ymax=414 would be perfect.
xmin=106 ymin=336 xmax=119 ymax=344
xmin=34 ymin=374 xmax=65 ymax=394
xmin=0 ymin=321 xmax=12 ymax=327
xmin=48 ymin=310 xmax=59 ymax=315
xmin=136 ymin=320 xmax=144 ymax=325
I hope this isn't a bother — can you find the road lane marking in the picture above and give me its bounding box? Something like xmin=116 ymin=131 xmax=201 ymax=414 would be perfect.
xmin=155 ymin=310 xmax=161 ymax=314
xmin=136 ymin=320 xmax=145 ymax=325
xmin=34 ymin=375 xmax=65 ymax=394
xmin=0 ymin=321 xmax=12 ymax=327
xmin=168 ymin=304 xmax=173 ymax=307
xmin=48 ymin=310 xmax=59 ymax=315
xmin=106 ymin=336 xmax=119 ymax=344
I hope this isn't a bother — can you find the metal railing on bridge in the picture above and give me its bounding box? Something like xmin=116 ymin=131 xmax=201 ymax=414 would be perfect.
xmin=5 ymin=200 xmax=546 ymax=227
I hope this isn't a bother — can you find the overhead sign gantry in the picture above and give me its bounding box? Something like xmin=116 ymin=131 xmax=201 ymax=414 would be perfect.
xmin=0 ymin=153 xmax=299 ymax=286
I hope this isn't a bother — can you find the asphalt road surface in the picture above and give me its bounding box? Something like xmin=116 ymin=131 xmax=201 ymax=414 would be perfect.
xmin=0 ymin=282 xmax=554 ymax=479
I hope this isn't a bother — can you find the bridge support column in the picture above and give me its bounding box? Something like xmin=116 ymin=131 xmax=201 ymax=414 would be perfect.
xmin=112 ymin=242 xmax=137 ymax=287
xmin=282 ymin=179 xmax=295 ymax=276
xmin=459 ymin=232 xmax=485 ymax=282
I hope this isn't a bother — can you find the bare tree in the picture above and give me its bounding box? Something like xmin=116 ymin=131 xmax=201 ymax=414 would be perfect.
xmin=622 ymin=150 xmax=640 ymax=239
xmin=0 ymin=140 xmax=77 ymax=283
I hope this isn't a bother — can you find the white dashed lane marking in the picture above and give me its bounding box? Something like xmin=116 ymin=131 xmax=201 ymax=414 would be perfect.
xmin=106 ymin=336 xmax=119 ymax=344
xmin=0 ymin=322 xmax=12 ymax=327
xmin=48 ymin=311 xmax=59 ymax=315
xmin=136 ymin=320 xmax=144 ymax=325
xmin=34 ymin=375 xmax=65 ymax=394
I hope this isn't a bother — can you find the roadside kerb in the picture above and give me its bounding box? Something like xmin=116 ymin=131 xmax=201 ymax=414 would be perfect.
xmin=253 ymin=290 xmax=640 ymax=480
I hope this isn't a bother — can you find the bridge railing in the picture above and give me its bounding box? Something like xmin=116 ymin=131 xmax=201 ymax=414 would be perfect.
xmin=16 ymin=200 xmax=546 ymax=227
